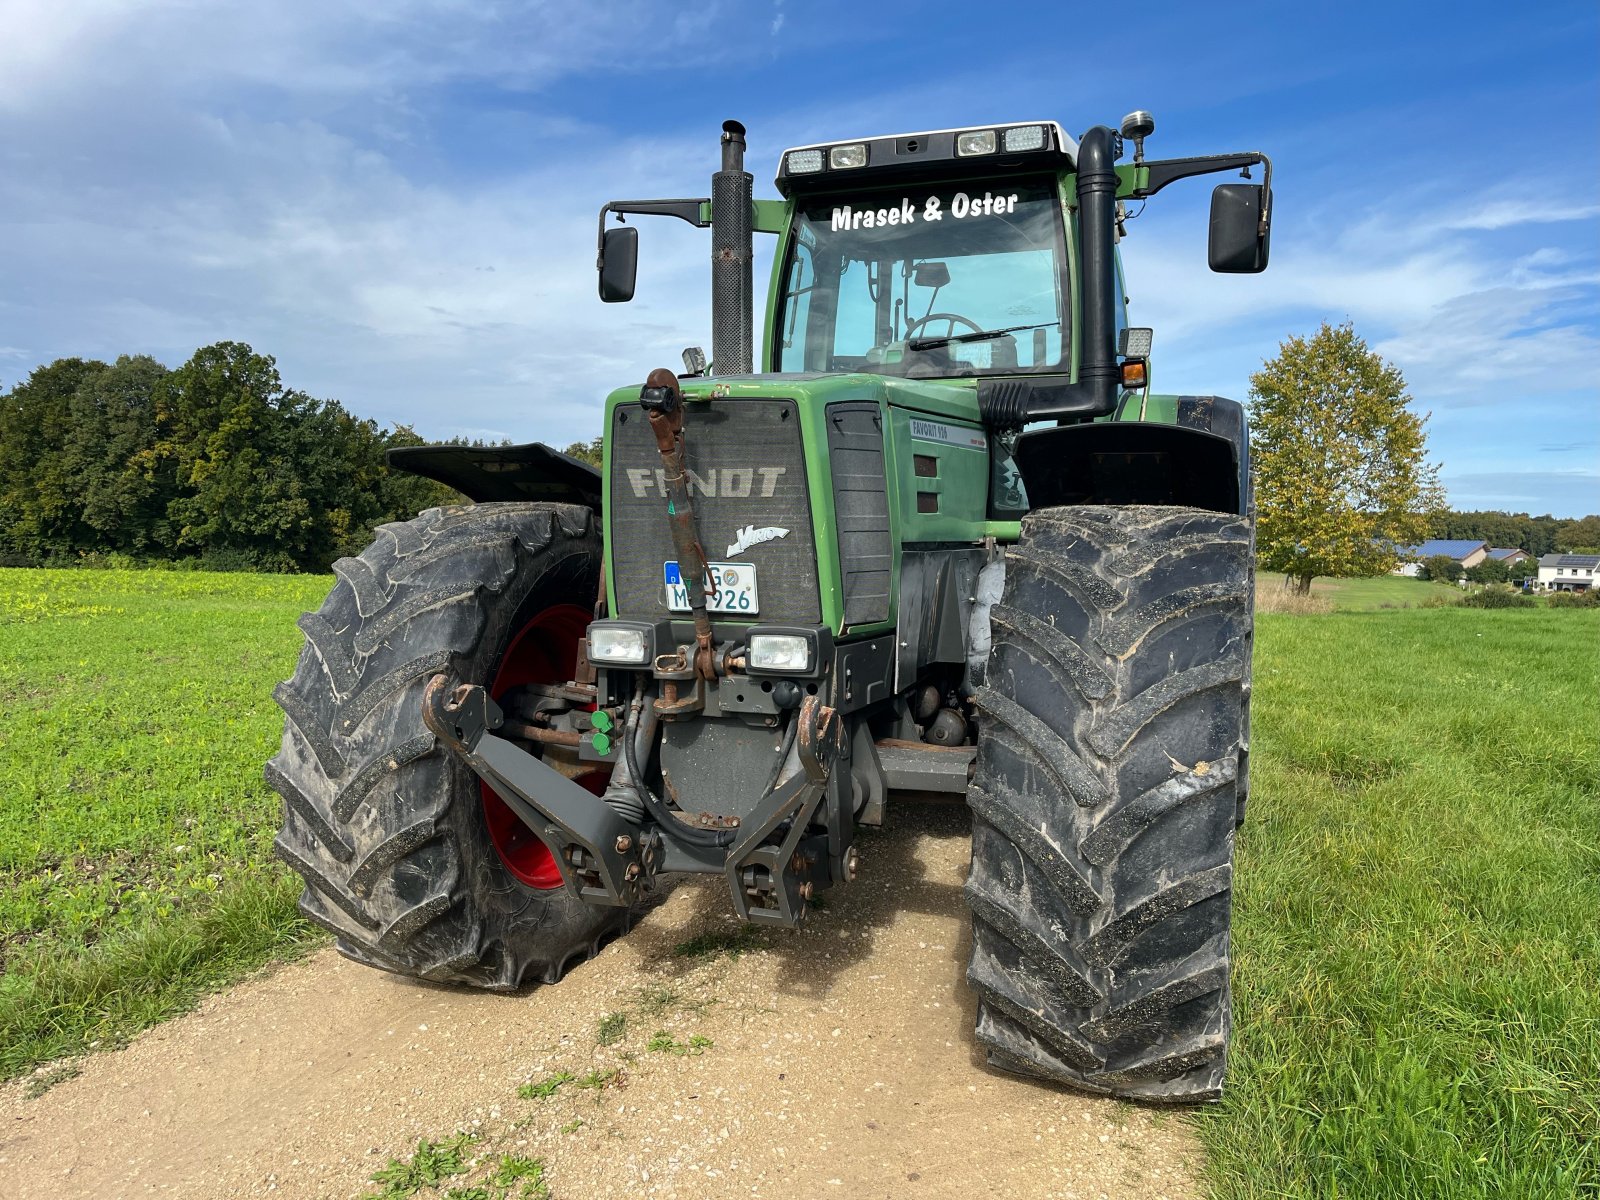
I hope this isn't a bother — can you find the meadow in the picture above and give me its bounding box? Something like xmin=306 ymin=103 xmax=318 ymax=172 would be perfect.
xmin=1207 ymin=604 xmax=1599 ymax=1197
xmin=0 ymin=568 xmax=329 ymax=1076
xmin=1256 ymin=570 xmax=1464 ymax=610
xmin=2 ymin=567 xmax=1596 ymax=1196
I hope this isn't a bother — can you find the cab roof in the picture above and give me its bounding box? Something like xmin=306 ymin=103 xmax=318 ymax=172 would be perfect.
xmin=774 ymin=121 xmax=1077 ymax=196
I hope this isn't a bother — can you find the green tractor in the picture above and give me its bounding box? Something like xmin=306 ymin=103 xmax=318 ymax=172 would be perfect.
xmin=268 ymin=112 xmax=1272 ymax=1102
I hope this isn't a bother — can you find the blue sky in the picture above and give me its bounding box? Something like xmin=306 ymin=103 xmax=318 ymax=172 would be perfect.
xmin=2 ymin=0 xmax=1595 ymax=516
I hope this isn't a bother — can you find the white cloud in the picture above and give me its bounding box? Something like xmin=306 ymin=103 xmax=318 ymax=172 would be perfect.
xmin=1442 ymin=469 xmax=1599 ymax=515
xmin=1 ymin=0 xmax=1595 ymax=516
xmin=1117 ymin=176 xmax=1600 ymax=412
xmin=0 ymin=0 xmax=762 ymax=444
xmin=0 ymin=1 xmax=740 ymax=110
xmin=1431 ymin=199 xmax=1600 ymax=232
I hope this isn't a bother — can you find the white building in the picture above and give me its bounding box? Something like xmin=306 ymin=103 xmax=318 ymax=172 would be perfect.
xmin=1534 ymin=554 xmax=1599 ymax=592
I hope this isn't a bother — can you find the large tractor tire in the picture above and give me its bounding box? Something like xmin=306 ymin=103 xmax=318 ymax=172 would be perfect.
xmin=964 ymin=505 xmax=1251 ymax=1101
xmin=268 ymin=502 xmax=629 ymax=990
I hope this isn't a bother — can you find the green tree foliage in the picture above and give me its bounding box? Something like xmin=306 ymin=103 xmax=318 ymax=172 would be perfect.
xmin=1431 ymin=510 xmax=1598 ymax=557
xmin=1458 ymin=585 xmax=1534 ymax=609
xmin=561 ymin=437 xmax=604 ymax=468
xmin=1250 ymin=322 xmax=1444 ymax=593
xmin=0 ymin=357 xmax=109 ymax=562
xmin=1421 ymin=554 xmax=1464 ymax=584
xmin=65 ymin=356 xmax=174 ymax=555
xmin=0 ymin=343 xmax=464 ymax=572
xmin=1464 ymin=556 xmax=1513 ymax=585
xmin=1554 ymin=514 xmax=1600 ymax=554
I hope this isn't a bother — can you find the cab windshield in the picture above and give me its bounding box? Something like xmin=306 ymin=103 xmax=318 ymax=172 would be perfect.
xmin=773 ymin=178 xmax=1067 ymax=378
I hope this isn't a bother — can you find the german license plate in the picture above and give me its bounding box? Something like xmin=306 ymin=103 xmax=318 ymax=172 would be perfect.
xmin=663 ymin=561 xmax=759 ymax=615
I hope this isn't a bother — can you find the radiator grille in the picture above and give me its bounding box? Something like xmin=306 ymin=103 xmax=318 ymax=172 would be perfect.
xmin=826 ymin=401 xmax=891 ymax=627
xmin=608 ymin=399 xmax=820 ymax=624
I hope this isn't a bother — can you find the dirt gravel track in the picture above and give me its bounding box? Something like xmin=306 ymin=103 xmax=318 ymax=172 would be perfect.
xmin=0 ymin=801 xmax=1199 ymax=1199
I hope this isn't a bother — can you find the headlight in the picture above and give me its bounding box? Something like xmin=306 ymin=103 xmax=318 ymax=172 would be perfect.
xmin=745 ymin=626 xmax=830 ymax=676
xmin=749 ymin=634 xmax=811 ymax=672
xmin=1003 ymin=124 xmax=1046 ymax=152
xmin=956 ymin=129 xmax=997 ymax=156
xmin=829 ymin=143 xmax=868 ymax=169
xmin=587 ymin=622 xmax=651 ymax=666
xmin=785 ymin=148 xmax=824 ymax=175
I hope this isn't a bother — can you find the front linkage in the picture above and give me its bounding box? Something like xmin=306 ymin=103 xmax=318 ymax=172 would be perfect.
xmin=423 ymin=673 xmax=843 ymax=926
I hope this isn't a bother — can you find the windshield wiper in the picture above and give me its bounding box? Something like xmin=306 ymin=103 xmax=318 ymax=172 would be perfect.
xmin=907 ymin=321 xmax=1059 ymax=352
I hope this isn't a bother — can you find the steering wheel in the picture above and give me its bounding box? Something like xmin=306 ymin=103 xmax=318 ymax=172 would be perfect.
xmin=903 ymin=312 xmax=984 ymax=342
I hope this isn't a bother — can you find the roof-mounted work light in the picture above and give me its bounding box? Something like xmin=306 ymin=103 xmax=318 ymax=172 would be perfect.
xmin=829 ymin=143 xmax=868 ymax=169
xmin=955 ymin=129 xmax=997 ymax=156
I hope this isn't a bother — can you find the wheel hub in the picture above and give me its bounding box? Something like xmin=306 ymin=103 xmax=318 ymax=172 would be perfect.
xmin=481 ymin=602 xmax=597 ymax=889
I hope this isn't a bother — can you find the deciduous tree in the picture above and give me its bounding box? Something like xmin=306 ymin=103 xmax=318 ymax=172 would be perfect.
xmin=561 ymin=436 xmax=604 ymax=468
xmin=1250 ymin=322 xmax=1444 ymax=593
xmin=1423 ymin=554 xmax=1463 ymax=584
xmin=0 ymin=357 xmax=108 ymax=560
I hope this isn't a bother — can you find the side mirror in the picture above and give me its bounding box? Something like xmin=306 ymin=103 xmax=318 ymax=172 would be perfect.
xmin=912 ymin=260 xmax=950 ymax=288
xmin=598 ymin=225 xmax=639 ymax=302
xmin=1208 ymin=183 xmax=1270 ymax=273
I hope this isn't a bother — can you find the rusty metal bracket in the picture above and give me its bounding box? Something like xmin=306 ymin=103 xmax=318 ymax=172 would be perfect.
xmin=422 ymin=674 xmax=646 ymax=907
xmin=653 ymin=674 xmax=708 ymax=720
xmin=641 ymin=368 xmax=717 ymax=680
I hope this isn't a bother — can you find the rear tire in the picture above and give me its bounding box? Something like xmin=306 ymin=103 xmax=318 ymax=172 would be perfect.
xmin=964 ymin=505 xmax=1251 ymax=1101
xmin=267 ymin=502 xmax=629 ymax=989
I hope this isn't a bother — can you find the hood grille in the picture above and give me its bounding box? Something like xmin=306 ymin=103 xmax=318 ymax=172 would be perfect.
xmin=607 ymin=399 xmax=820 ymax=625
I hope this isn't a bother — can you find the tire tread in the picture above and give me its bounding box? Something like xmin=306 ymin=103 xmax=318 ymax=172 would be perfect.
xmin=965 ymin=503 xmax=1249 ymax=1102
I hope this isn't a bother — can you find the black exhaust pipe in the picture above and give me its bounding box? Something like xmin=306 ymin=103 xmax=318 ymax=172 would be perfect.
xmin=977 ymin=124 xmax=1122 ymax=426
xmin=711 ymin=120 xmax=754 ymax=376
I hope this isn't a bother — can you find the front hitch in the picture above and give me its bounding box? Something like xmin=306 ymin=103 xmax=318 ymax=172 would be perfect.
xmin=422 ymin=674 xmax=653 ymax=906
xmin=424 ymin=674 xmax=846 ymax=928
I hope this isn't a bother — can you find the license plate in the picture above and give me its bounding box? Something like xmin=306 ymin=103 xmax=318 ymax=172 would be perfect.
xmin=663 ymin=561 xmax=759 ymax=615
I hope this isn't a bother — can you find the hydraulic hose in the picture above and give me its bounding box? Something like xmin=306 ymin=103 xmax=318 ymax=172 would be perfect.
xmin=622 ymin=681 xmax=735 ymax=849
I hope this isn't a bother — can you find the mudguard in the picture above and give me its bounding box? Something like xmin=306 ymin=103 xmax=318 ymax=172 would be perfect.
xmin=387 ymin=442 xmax=602 ymax=511
xmin=1013 ymin=395 xmax=1250 ymax=516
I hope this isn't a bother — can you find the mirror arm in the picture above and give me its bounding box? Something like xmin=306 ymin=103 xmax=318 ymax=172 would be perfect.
xmin=595 ymin=198 xmax=711 ymax=270
xmin=1131 ymin=152 xmax=1274 ymax=231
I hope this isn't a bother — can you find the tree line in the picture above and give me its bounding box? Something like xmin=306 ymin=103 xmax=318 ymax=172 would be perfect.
xmin=0 ymin=342 xmax=466 ymax=573
xmin=1430 ymin=510 xmax=1599 ymax=558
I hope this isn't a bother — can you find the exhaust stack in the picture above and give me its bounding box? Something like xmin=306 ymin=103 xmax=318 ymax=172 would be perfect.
xmin=711 ymin=120 xmax=754 ymax=375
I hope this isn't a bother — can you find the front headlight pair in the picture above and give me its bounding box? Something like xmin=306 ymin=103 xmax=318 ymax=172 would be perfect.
xmin=586 ymin=621 xmax=826 ymax=676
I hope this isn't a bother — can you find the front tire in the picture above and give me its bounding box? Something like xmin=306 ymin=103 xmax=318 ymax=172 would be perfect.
xmin=964 ymin=505 xmax=1251 ymax=1101
xmin=267 ymin=502 xmax=628 ymax=989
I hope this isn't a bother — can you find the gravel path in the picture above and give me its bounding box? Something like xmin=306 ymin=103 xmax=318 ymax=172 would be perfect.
xmin=0 ymin=801 xmax=1200 ymax=1199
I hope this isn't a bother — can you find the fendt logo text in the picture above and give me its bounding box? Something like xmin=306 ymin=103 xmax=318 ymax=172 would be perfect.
xmin=625 ymin=466 xmax=788 ymax=499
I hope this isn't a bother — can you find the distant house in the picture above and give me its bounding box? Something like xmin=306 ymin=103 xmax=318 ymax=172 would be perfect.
xmin=1486 ymin=547 xmax=1529 ymax=566
xmin=1534 ymin=553 xmax=1599 ymax=592
xmin=1392 ymin=539 xmax=1489 ymax=577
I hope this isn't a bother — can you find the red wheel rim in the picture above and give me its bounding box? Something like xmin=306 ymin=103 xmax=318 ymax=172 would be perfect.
xmin=481 ymin=602 xmax=600 ymax=889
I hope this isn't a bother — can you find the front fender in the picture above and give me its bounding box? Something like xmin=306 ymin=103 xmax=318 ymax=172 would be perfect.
xmin=1013 ymin=395 xmax=1249 ymax=516
xmin=387 ymin=442 xmax=602 ymax=511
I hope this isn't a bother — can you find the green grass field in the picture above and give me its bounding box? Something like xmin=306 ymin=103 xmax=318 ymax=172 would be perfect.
xmin=3 ymin=568 xmax=1596 ymax=1196
xmin=0 ymin=568 xmax=331 ymax=1076
xmin=1258 ymin=570 xmax=1464 ymax=610
xmin=1207 ymin=605 xmax=1599 ymax=1198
